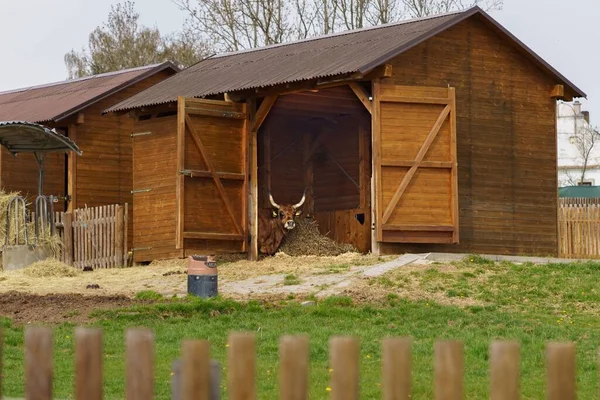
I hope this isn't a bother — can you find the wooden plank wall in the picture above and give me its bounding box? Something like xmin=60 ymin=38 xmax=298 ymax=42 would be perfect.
xmin=0 ymin=147 xmax=66 ymax=211
xmin=73 ymin=70 xmax=174 ymax=250
xmin=131 ymin=115 xmax=180 ymax=262
xmin=380 ymin=15 xmax=559 ymax=257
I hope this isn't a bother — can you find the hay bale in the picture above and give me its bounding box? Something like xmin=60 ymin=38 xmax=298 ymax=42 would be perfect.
xmin=23 ymin=258 xmax=79 ymax=278
xmin=277 ymin=217 xmax=358 ymax=256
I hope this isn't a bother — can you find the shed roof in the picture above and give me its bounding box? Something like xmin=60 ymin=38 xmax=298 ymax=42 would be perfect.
xmin=0 ymin=61 xmax=179 ymax=123
xmin=0 ymin=121 xmax=82 ymax=155
xmin=106 ymin=7 xmax=586 ymax=113
xmin=559 ymin=186 xmax=600 ymax=198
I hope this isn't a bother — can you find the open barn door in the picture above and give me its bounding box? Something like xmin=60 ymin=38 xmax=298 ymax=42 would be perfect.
xmin=373 ymin=83 xmax=458 ymax=244
xmin=176 ymin=97 xmax=249 ymax=252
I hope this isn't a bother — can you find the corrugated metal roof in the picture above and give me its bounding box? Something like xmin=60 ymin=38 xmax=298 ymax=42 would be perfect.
xmin=0 ymin=62 xmax=178 ymax=123
xmin=105 ymin=6 xmax=586 ymax=113
xmin=0 ymin=121 xmax=82 ymax=155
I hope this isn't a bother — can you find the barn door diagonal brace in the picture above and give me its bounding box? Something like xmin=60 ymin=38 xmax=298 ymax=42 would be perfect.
xmin=185 ymin=114 xmax=243 ymax=235
xmin=381 ymin=105 xmax=451 ymax=224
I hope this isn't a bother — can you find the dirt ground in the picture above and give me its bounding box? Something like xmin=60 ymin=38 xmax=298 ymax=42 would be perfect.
xmin=0 ymin=252 xmax=400 ymax=324
xmin=0 ymin=291 xmax=153 ymax=325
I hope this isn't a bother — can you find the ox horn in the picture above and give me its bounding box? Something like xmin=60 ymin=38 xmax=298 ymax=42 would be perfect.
xmin=293 ymin=189 xmax=307 ymax=209
xmin=269 ymin=193 xmax=280 ymax=209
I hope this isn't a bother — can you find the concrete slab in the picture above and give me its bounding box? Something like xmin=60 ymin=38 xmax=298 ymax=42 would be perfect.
xmin=423 ymin=252 xmax=590 ymax=264
xmin=2 ymin=245 xmax=53 ymax=271
xmin=361 ymin=254 xmax=423 ymax=277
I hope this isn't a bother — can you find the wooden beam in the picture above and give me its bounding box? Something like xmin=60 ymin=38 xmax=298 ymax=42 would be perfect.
xmin=251 ymin=96 xmax=278 ymax=133
xmin=349 ymin=82 xmax=372 ymax=114
xmin=67 ymin=124 xmax=77 ymax=212
xmin=241 ymin=102 xmax=249 ymax=253
xmin=449 ymin=87 xmax=459 ymax=244
xmin=224 ymin=93 xmax=233 ymax=102
xmin=358 ymin=124 xmax=370 ymax=209
xmin=363 ymin=63 xmax=393 ymax=80
xmin=185 ymin=107 xmax=246 ymax=119
xmin=381 ymin=160 xmax=453 ymax=168
xmin=183 ymin=232 xmax=244 ymax=241
xmin=76 ymin=112 xmax=84 ymax=125
xmin=304 ymin=133 xmax=314 ymax=215
xmin=371 ymin=80 xmax=382 ymax=250
xmin=175 ymin=97 xmax=186 ymax=250
xmin=551 ymin=84 xmax=565 ymax=99
xmin=382 ymin=224 xmax=454 ymax=232
xmin=249 ymin=129 xmax=259 ymax=260
xmin=183 ymin=170 xmax=246 ymax=180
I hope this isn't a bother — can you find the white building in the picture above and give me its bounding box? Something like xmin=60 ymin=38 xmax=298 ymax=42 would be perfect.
xmin=557 ymin=101 xmax=600 ymax=187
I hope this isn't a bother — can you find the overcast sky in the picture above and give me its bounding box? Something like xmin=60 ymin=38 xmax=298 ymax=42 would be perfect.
xmin=0 ymin=0 xmax=597 ymax=123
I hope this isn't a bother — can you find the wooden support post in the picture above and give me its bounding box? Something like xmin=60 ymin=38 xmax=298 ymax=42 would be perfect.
xmin=358 ymin=124 xmax=370 ymax=209
xmin=349 ymin=82 xmax=372 ymax=114
xmin=370 ymin=80 xmax=381 ymax=254
xmin=67 ymin=124 xmax=77 ymax=212
xmin=126 ymin=328 xmax=155 ymax=400
xmin=248 ymin=98 xmax=259 ymax=261
xmin=75 ymin=328 xmax=103 ymax=400
xmin=25 ymin=326 xmax=53 ymax=400
xmin=303 ymin=132 xmax=314 ymax=215
xmin=176 ymin=97 xmax=186 ymax=252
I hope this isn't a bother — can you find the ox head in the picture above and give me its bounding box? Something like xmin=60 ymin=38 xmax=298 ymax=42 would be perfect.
xmin=268 ymin=190 xmax=306 ymax=230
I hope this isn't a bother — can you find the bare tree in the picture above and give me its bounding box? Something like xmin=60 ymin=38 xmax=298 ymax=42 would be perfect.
xmin=174 ymin=0 xmax=503 ymax=53
xmin=64 ymin=1 xmax=209 ymax=78
xmin=561 ymin=124 xmax=600 ymax=186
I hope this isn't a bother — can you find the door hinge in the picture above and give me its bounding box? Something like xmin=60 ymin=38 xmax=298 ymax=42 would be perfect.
xmin=131 ymin=247 xmax=153 ymax=252
xmin=179 ymin=169 xmax=192 ymax=177
xmin=131 ymin=131 xmax=152 ymax=137
xmin=131 ymin=188 xmax=152 ymax=194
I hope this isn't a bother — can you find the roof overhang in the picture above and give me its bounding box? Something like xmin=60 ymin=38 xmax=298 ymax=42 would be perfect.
xmin=0 ymin=121 xmax=82 ymax=156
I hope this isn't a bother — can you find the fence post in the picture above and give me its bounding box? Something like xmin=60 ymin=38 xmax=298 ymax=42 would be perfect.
xmin=0 ymin=328 xmax=3 ymax=399
xmin=279 ymin=335 xmax=309 ymax=400
xmin=25 ymin=326 xmax=53 ymax=400
xmin=126 ymin=328 xmax=155 ymax=400
xmin=434 ymin=340 xmax=463 ymax=400
xmin=172 ymin=359 xmax=220 ymax=400
xmin=490 ymin=341 xmax=520 ymax=400
xmin=64 ymin=212 xmax=73 ymax=266
xmin=116 ymin=205 xmax=124 ymax=267
xmin=382 ymin=337 xmax=412 ymax=400
xmin=228 ymin=332 xmax=256 ymax=400
xmin=182 ymin=340 xmax=211 ymax=400
xmin=547 ymin=342 xmax=575 ymax=400
xmin=330 ymin=336 xmax=359 ymax=400
xmin=75 ymin=328 xmax=103 ymax=400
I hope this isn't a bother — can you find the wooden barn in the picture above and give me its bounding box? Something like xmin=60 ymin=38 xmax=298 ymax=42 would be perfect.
xmin=0 ymin=62 xmax=178 ymax=242
xmin=105 ymin=7 xmax=586 ymax=262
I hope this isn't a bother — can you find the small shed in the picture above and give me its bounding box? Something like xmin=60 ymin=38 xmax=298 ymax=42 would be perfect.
xmin=0 ymin=62 xmax=179 ymax=244
xmin=106 ymin=7 xmax=586 ymax=262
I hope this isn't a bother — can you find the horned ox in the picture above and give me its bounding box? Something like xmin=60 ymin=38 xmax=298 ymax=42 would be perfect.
xmin=257 ymin=191 xmax=306 ymax=255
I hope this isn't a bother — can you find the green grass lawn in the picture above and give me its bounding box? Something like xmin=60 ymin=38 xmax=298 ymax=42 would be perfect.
xmin=3 ymin=256 xmax=600 ymax=399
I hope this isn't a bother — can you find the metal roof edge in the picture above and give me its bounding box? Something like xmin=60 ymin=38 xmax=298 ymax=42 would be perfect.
xmin=359 ymin=6 xmax=587 ymax=99
xmin=53 ymin=61 xmax=180 ymax=122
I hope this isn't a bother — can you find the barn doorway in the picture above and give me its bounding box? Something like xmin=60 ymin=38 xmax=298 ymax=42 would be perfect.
xmin=257 ymin=86 xmax=372 ymax=252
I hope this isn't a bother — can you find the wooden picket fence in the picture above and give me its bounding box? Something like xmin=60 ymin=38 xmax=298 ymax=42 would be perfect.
xmin=54 ymin=204 xmax=128 ymax=269
xmin=558 ymin=201 xmax=600 ymax=259
xmin=0 ymin=327 xmax=585 ymax=399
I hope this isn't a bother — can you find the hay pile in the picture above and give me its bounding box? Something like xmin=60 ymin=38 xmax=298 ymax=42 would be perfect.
xmin=278 ymin=217 xmax=357 ymax=256
xmin=22 ymin=258 xmax=79 ymax=277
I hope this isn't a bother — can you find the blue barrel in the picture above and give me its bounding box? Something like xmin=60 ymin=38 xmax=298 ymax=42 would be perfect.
xmin=187 ymin=255 xmax=218 ymax=298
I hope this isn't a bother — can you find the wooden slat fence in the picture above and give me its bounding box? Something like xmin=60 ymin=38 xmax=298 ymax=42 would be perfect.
xmin=559 ymin=197 xmax=600 ymax=206
xmin=558 ymin=201 xmax=600 ymax=259
xmin=54 ymin=204 xmax=128 ymax=269
xmin=0 ymin=327 xmax=588 ymax=399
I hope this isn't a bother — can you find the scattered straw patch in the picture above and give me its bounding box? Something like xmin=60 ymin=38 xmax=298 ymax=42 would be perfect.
xmin=23 ymin=258 xmax=79 ymax=277
xmin=278 ymin=218 xmax=357 ymax=256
